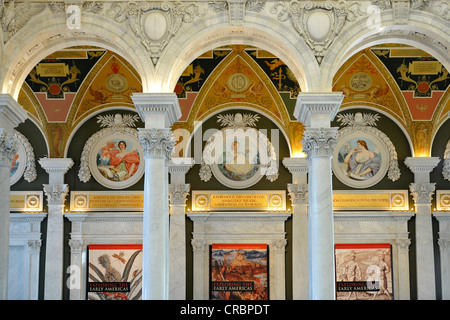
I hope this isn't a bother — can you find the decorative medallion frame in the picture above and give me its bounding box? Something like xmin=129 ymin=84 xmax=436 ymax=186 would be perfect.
xmin=443 ymin=139 xmax=450 ymax=181
xmin=332 ymin=112 xmax=400 ymax=189
xmin=10 ymin=130 xmax=37 ymax=186
xmin=199 ymin=113 xmax=278 ymax=189
xmin=78 ymin=113 xmax=144 ymax=189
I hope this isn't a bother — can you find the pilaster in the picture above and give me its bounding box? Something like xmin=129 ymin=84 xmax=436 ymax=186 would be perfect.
xmin=168 ymin=157 xmax=193 ymax=300
xmin=39 ymin=158 xmax=73 ymax=300
xmin=0 ymin=94 xmax=27 ymax=300
xmin=283 ymin=157 xmax=308 ymax=300
xmin=405 ymin=157 xmax=440 ymax=300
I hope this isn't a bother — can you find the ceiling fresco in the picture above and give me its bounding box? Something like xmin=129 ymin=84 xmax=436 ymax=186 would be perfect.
xmin=16 ymin=44 xmax=449 ymax=158
xmin=332 ymin=44 xmax=449 ymax=157
xmin=18 ymin=46 xmax=142 ymax=157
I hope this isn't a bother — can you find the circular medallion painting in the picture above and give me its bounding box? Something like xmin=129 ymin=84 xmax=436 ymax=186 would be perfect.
xmin=332 ymin=131 xmax=389 ymax=189
xmin=88 ymin=132 xmax=144 ymax=189
xmin=211 ymin=131 xmax=262 ymax=189
xmin=202 ymin=127 xmax=278 ymax=189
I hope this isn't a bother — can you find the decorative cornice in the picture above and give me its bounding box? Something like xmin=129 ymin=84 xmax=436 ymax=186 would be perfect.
xmin=131 ymin=93 xmax=182 ymax=127
xmin=39 ymin=158 xmax=74 ymax=176
xmin=138 ymin=128 xmax=175 ymax=160
xmin=294 ymin=92 xmax=344 ymax=127
xmin=404 ymin=157 xmax=441 ymax=174
xmin=282 ymin=157 xmax=308 ymax=175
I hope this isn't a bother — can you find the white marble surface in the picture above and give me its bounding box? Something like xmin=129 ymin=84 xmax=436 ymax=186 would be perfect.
xmin=188 ymin=211 xmax=290 ymax=300
xmin=8 ymin=213 xmax=45 ymax=300
xmin=334 ymin=211 xmax=414 ymax=300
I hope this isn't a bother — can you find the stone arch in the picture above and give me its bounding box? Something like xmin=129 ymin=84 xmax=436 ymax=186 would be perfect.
xmin=320 ymin=10 xmax=450 ymax=92
xmin=1 ymin=11 xmax=153 ymax=99
xmin=156 ymin=11 xmax=320 ymax=94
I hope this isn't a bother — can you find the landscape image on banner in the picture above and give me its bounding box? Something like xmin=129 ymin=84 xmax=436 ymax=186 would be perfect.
xmin=88 ymin=244 xmax=142 ymax=300
xmin=210 ymin=244 xmax=268 ymax=300
xmin=335 ymin=243 xmax=393 ymax=300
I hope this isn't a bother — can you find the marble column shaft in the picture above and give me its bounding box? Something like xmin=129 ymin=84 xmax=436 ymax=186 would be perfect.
xmin=0 ymin=95 xmax=27 ymax=299
xmin=304 ymin=128 xmax=338 ymax=300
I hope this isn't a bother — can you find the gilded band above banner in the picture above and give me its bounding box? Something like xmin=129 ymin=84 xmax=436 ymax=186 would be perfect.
xmin=192 ymin=190 xmax=285 ymax=211
xmin=70 ymin=191 xmax=144 ymax=212
xmin=333 ymin=190 xmax=409 ymax=211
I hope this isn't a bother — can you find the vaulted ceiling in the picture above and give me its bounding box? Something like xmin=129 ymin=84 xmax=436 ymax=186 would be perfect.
xmin=17 ymin=43 xmax=449 ymax=158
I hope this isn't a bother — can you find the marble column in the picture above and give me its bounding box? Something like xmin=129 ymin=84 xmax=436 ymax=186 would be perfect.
xmin=132 ymin=93 xmax=181 ymax=300
xmin=283 ymin=157 xmax=309 ymax=300
xmin=168 ymin=158 xmax=194 ymax=299
xmin=434 ymin=213 xmax=450 ymax=300
xmin=39 ymin=158 xmax=74 ymax=300
xmin=0 ymin=94 xmax=27 ymax=299
xmin=405 ymin=157 xmax=440 ymax=300
xmin=294 ymin=92 xmax=343 ymax=300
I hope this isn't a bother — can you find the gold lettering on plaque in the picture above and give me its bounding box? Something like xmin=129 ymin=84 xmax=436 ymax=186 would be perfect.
xmin=333 ymin=193 xmax=390 ymax=208
xmin=88 ymin=194 xmax=144 ymax=209
xmin=36 ymin=63 xmax=69 ymax=77
xmin=210 ymin=194 xmax=268 ymax=208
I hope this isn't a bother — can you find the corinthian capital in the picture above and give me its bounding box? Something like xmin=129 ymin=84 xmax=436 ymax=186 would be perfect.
xmin=287 ymin=183 xmax=308 ymax=204
xmin=169 ymin=184 xmax=190 ymax=205
xmin=43 ymin=184 xmax=69 ymax=206
xmin=302 ymin=127 xmax=338 ymax=158
xmin=138 ymin=128 xmax=175 ymax=160
xmin=410 ymin=182 xmax=435 ymax=205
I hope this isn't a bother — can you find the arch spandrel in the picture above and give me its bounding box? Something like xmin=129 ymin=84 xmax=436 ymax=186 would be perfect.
xmin=156 ymin=13 xmax=320 ymax=94
xmin=1 ymin=12 xmax=153 ymax=99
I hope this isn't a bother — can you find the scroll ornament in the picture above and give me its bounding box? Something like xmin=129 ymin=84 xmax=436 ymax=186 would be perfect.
xmin=13 ymin=129 xmax=37 ymax=183
xmin=443 ymin=139 xmax=450 ymax=181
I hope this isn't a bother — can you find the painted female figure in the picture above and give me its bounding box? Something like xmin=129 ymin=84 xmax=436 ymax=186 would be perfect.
xmin=344 ymin=139 xmax=380 ymax=180
xmin=98 ymin=140 xmax=140 ymax=181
